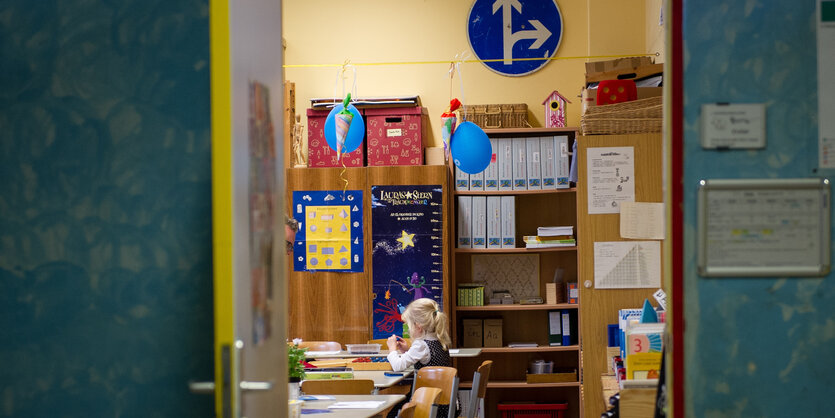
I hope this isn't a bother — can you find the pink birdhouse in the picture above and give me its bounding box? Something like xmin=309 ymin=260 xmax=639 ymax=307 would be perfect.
xmin=543 ymin=90 xmax=571 ymax=128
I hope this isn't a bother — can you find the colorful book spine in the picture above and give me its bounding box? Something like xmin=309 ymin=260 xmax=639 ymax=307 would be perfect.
xmin=486 ymin=196 xmax=502 ymax=249
xmin=484 ymin=138 xmax=499 ymax=191
xmin=498 ymin=138 xmax=513 ymax=191
xmin=512 ymin=137 xmax=527 ymax=190
xmin=470 ymin=167 xmax=484 ymax=191
xmin=526 ymin=137 xmax=542 ymax=190
xmin=540 ymin=136 xmax=556 ymax=189
xmin=471 ymin=196 xmax=486 ymax=249
xmin=555 ymin=135 xmax=570 ymax=189
xmin=455 ymin=165 xmax=470 ymax=191
xmin=500 ymin=196 xmax=516 ymax=248
xmin=566 ymin=282 xmax=578 ymax=304
xmin=457 ymin=196 xmax=472 ymax=248
xmin=548 ymin=310 xmax=563 ymax=346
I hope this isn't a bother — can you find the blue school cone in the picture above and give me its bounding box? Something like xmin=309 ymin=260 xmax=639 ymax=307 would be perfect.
xmin=640 ymin=298 xmax=658 ymax=323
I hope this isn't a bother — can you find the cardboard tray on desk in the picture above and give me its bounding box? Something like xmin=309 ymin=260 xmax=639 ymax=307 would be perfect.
xmin=347 ymin=362 xmax=393 ymax=371
xmin=525 ymin=370 xmax=577 ymax=384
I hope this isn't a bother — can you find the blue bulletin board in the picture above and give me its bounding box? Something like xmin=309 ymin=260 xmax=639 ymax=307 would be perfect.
xmin=292 ymin=190 xmax=364 ymax=273
xmin=371 ymin=185 xmax=444 ymax=339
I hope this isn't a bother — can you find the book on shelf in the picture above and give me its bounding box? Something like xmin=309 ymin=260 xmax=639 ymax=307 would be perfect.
xmin=523 ymin=235 xmax=574 ymax=242
xmin=548 ymin=310 xmax=562 ymax=346
xmin=507 ymin=342 xmax=539 ymax=348
xmin=555 ymin=135 xmax=571 ymax=189
xmin=537 ymin=226 xmax=574 ymax=236
xmin=525 ymin=241 xmax=576 ymax=248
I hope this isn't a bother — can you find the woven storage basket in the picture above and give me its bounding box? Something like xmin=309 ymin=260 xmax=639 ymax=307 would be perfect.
xmin=582 ymin=118 xmax=663 ymax=135
xmin=462 ymin=103 xmax=529 ymax=129
xmin=581 ymin=96 xmax=662 ymax=135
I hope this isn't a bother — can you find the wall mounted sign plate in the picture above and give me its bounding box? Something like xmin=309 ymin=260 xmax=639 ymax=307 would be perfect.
xmin=700 ymin=103 xmax=766 ymax=149
xmin=697 ymin=178 xmax=830 ymax=277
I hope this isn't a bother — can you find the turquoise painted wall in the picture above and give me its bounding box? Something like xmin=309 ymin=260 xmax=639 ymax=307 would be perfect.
xmin=0 ymin=1 xmax=214 ymax=416
xmin=684 ymin=1 xmax=834 ymax=416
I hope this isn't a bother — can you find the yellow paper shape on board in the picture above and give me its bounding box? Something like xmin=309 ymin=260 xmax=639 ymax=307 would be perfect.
xmin=305 ymin=205 xmax=352 ymax=270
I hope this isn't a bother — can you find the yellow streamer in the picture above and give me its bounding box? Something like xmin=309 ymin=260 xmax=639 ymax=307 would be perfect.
xmin=284 ymin=53 xmax=658 ymax=68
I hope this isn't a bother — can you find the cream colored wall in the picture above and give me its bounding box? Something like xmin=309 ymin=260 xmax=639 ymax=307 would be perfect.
xmin=283 ymin=0 xmax=647 ymax=152
xmin=646 ymin=0 xmax=665 ymax=62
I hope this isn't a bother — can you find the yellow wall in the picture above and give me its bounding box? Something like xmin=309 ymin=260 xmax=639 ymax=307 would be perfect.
xmin=283 ymin=0 xmax=649 ymax=153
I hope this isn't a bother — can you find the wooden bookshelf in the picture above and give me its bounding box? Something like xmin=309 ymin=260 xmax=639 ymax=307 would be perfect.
xmin=449 ymin=127 xmax=582 ymax=418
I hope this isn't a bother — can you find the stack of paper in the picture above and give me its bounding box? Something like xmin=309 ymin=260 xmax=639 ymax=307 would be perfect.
xmin=537 ymin=226 xmax=574 ymax=236
xmin=523 ymin=235 xmax=576 ymax=248
xmin=526 ymin=226 xmax=575 ymax=248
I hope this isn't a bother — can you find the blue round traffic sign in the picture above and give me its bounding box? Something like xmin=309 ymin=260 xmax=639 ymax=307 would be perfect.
xmin=467 ymin=0 xmax=563 ymax=76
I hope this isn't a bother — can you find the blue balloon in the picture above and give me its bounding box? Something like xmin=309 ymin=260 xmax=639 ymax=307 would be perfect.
xmin=450 ymin=121 xmax=491 ymax=174
xmin=324 ymin=104 xmax=364 ymax=155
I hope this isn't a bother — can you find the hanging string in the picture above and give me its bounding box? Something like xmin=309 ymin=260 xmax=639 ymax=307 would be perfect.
xmin=449 ymin=51 xmax=469 ymax=121
xmin=285 ymin=52 xmax=659 ymax=68
xmin=332 ymin=60 xmax=356 ymax=201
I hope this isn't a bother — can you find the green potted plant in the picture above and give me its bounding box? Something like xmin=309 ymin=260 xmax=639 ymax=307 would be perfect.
xmin=287 ymin=343 xmax=307 ymax=399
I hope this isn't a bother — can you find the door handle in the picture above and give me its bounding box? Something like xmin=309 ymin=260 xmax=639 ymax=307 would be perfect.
xmin=189 ymin=380 xmax=273 ymax=394
xmin=239 ymin=381 xmax=273 ymax=391
xmin=189 ymin=381 xmax=215 ymax=394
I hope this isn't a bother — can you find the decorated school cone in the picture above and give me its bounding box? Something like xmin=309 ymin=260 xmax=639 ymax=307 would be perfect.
xmin=334 ymin=93 xmax=354 ymax=161
xmin=440 ymin=98 xmax=461 ymax=161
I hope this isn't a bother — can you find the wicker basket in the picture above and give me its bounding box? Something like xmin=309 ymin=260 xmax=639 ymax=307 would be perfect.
xmin=461 ymin=103 xmax=529 ymax=129
xmin=581 ymin=96 xmax=662 ymax=135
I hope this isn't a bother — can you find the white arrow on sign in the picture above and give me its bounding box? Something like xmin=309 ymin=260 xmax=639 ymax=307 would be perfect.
xmin=493 ymin=0 xmax=552 ymax=65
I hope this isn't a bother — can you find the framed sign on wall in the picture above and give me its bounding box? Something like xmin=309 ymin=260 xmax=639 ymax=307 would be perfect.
xmin=697 ymin=178 xmax=831 ymax=277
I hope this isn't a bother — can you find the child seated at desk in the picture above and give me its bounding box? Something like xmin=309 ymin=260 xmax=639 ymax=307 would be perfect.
xmin=386 ymin=298 xmax=456 ymax=418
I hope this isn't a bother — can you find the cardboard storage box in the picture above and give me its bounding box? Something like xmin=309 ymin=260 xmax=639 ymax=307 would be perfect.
xmin=581 ymin=87 xmax=662 ymax=114
xmin=365 ymin=106 xmax=427 ymax=166
xmin=483 ymin=319 xmax=503 ymax=347
xmin=525 ymin=369 xmax=577 ymax=383
xmin=307 ymin=108 xmax=365 ymax=167
xmin=462 ymin=319 xmax=483 ymax=348
xmin=585 ymin=56 xmax=662 ymax=83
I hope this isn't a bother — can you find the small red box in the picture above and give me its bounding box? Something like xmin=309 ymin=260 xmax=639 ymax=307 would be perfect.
xmin=307 ymin=108 xmax=364 ymax=167
xmin=497 ymin=403 xmax=568 ymax=418
xmin=364 ymin=106 xmax=427 ymax=166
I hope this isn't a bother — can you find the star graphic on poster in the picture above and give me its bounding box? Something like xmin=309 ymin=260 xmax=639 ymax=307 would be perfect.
xmin=396 ymin=230 xmax=415 ymax=249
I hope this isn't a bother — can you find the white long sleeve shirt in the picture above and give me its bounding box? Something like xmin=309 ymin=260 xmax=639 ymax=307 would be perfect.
xmin=386 ymin=334 xmax=438 ymax=372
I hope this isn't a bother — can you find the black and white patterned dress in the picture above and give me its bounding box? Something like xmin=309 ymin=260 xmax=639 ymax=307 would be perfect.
xmin=386 ymin=337 xmax=457 ymax=418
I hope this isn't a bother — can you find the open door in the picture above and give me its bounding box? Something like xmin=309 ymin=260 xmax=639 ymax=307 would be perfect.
xmin=190 ymin=1 xmax=287 ymax=416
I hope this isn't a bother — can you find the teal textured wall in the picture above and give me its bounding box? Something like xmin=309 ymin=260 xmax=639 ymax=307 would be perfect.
xmin=683 ymin=1 xmax=835 ymax=416
xmin=0 ymin=1 xmax=214 ymax=416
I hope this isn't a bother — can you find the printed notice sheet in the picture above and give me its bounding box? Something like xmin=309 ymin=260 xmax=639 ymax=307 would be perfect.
xmin=620 ymin=202 xmax=665 ymax=239
xmin=594 ymin=241 xmax=661 ymax=289
xmin=587 ymin=147 xmax=635 ymax=214
xmin=698 ymin=179 xmax=830 ymax=276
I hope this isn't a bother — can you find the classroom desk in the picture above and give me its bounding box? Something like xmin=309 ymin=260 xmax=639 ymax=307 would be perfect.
xmin=298 ymin=394 xmax=406 ymax=418
xmin=303 ymin=370 xmax=413 ymax=394
xmin=306 ymin=348 xmax=482 ymax=359
xmin=353 ymin=369 xmax=413 ymax=390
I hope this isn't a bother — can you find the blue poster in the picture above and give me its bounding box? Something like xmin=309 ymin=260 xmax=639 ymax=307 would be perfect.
xmin=467 ymin=0 xmax=564 ymax=76
xmin=291 ymin=190 xmax=364 ymax=273
xmin=371 ymin=185 xmax=444 ymax=339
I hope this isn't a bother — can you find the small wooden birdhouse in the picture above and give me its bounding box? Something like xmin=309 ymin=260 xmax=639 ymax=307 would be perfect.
xmin=543 ymin=90 xmax=571 ymax=128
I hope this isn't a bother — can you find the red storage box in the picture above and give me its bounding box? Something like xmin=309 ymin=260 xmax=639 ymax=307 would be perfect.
xmin=497 ymin=403 xmax=568 ymax=418
xmin=364 ymin=106 xmax=427 ymax=166
xmin=307 ymin=108 xmax=364 ymax=167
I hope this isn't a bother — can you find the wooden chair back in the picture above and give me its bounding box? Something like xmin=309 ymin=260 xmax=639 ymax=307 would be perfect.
xmin=410 ymin=387 xmax=442 ymax=418
xmin=465 ymin=360 xmax=493 ymax=418
xmin=300 ymin=379 xmax=375 ymax=395
xmin=297 ymin=341 xmax=342 ymax=351
xmin=412 ymin=366 xmax=459 ymax=418
xmin=397 ymin=401 xmax=417 ymax=418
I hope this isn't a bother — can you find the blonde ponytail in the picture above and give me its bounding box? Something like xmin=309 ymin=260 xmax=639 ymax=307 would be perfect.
xmin=402 ymin=298 xmax=451 ymax=349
